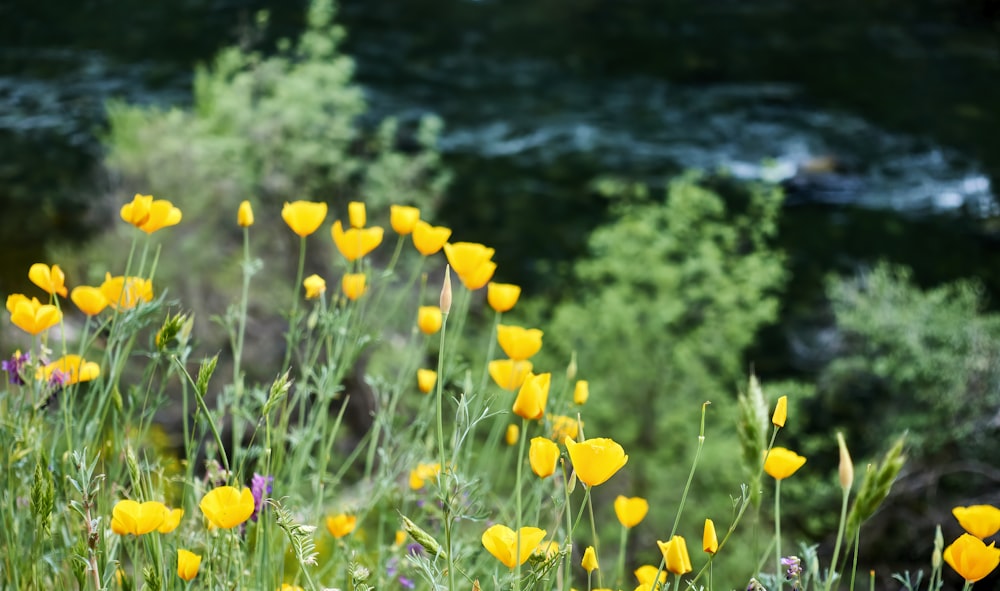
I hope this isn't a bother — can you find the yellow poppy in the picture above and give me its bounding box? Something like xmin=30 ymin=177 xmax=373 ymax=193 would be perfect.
xmin=512 ymin=372 xmax=551 ymax=421
xmin=408 ymin=462 xmax=441 ymax=490
xmin=549 ymin=415 xmax=580 ymax=441
xmin=9 ymin=296 xmax=61 ymax=335
xmin=772 ymin=395 xmax=787 ymax=427
xmin=348 ymin=201 xmax=366 ymax=228
xmin=325 ymin=513 xmax=357 ymax=538
xmin=764 ymin=447 xmax=807 ymax=480
xmin=282 ymin=200 xmax=328 ymax=237
xmin=487 ymin=282 xmax=521 ymax=313
xmin=582 ymin=546 xmax=599 ymax=573
xmin=417 ymin=369 xmax=437 ymax=394
xmin=411 ymin=221 xmax=451 ymax=255
xmin=657 ymin=535 xmax=693 ymax=575
xmin=237 ymin=200 xmax=254 ymax=227
xmin=953 ymin=505 xmax=1000 ymax=539
xmin=342 ymin=273 xmax=367 ymax=301
xmin=176 ymin=549 xmax=201 ymax=582
xmin=703 ymin=518 xmax=719 ymax=554
xmin=573 ymin=380 xmax=590 ymax=405
xmin=564 ymin=437 xmax=628 ymax=487
xmin=199 ymin=486 xmax=255 ymax=529
xmin=505 ymin=424 xmax=520 ymax=446
xmin=331 ymin=220 xmax=383 ymax=261
xmin=944 ymin=533 xmax=1000 ymax=583
xmin=38 ymin=355 xmax=100 ymax=385
xmin=303 ymin=274 xmax=326 ymax=299
xmin=158 ymin=508 xmax=184 ymax=534
xmin=443 ymin=242 xmax=495 ymax=278
xmin=634 ymin=565 xmax=666 ymax=585
xmin=529 ymin=437 xmax=560 ymax=478
xmin=111 ymin=499 xmax=168 ymax=536
xmin=70 ymin=286 xmax=108 ymax=316
xmin=481 ymin=524 xmax=547 ymax=569
xmin=488 ymin=359 xmax=533 ymax=391
xmin=496 ymin=325 xmax=543 ymax=361
xmin=28 ymin=263 xmax=68 ymax=297
xmin=100 ymin=273 xmax=153 ymax=310
xmin=121 ymin=194 xmax=182 ymax=234
xmin=390 ymin=205 xmax=421 ymax=235
xmin=459 ymin=260 xmax=497 ymax=290
xmin=417 ymin=306 xmax=443 ymax=334
xmin=613 ymin=496 xmax=649 ymax=529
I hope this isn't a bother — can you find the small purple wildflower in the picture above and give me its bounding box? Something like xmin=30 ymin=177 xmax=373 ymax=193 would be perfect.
xmin=399 ymin=576 xmax=415 ymax=589
xmin=406 ymin=543 xmax=424 ymax=557
xmin=2 ymin=350 xmax=29 ymax=385
xmin=781 ymin=556 xmax=802 ymax=580
xmin=250 ymin=473 xmax=273 ymax=522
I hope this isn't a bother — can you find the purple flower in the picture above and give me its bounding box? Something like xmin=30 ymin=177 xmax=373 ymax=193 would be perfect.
xmin=251 ymin=473 xmax=273 ymax=522
xmin=1 ymin=350 xmax=29 ymax=385
xmin=782 ymin=556 xmax=802 ymax=579
xmin=399 ymin=577 xmax=415 ymax=589
xmin=406 ymin=543 xmax=424 ymax=557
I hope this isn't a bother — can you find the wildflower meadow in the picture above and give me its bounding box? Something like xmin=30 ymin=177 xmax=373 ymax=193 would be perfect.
xmin=2 ymin=193 xmax=999 ymax=591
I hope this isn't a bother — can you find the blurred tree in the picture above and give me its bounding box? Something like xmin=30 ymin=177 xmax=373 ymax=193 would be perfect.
xmin=534 ymin=172 xmax=788 ymax=585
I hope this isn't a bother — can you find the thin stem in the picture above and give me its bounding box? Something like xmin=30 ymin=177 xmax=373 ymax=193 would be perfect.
xmin=283 ymin=236 xmax=308 ymax=372
xmin=824 ymin=485 xmax=851 ymax=591
xmin=515 ymin=417 xmax=527 ymax=591
xmin=615 ymin=526 xmax=628 ymax=590
xmin=775 ymin=478 xmax=783 ymax=591
xmin=587 ymin=494 xmax=602 ymax=588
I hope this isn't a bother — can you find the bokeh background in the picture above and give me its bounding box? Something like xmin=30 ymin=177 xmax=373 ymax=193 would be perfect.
xmin=3 ymin=0 xmax=1000 ymax=587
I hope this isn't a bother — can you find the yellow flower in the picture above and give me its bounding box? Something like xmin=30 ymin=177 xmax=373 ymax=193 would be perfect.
xmin=953 ymin=505 xmax=1000 ymax=539
xmin=390 ymin=205 xmax=421 ymax=235
xmin=409 ymin=462 xmax=442 ymax=490
xmin=158 ymin=508 xmax=184 ymax=534
xmin=582 ymin=546 xmax=599 ymax=573
xmin=417 ymin=306 xmax=443 ymax=335
xmin=505 ymin=424 xmax=520 ymax=446
xmin=70 ymin=286 xmax=108 ymax=316
xmin=703 ymin=518 xmax=719 ymax=554
xmin=9 ymin=296 xmax=61 ymax=335
xmin=120 ymin=194 xmax=152 ymax=226
xmin=199 ymin=486 xmax=255 ymax=529
xmin=481 ymin=525 xmax=547 ymax=569
xmin=549 ymin=415 xmax=580 ymax=441
xmin=303 ymin=274 xmax=327 ymax=300
xmin=282 ymin=200 xmax=328 ymax=237
xmin=488 ymin=359 xmax=533 ymax=391
xmin=111 ymin=499 xmax=168 ymax=536
xmin=535 ymin=541 xmax=559 ymax=558
xmin=348 ymin=201 xmax=367 ymax=228
xmin=325 ymin=513 xmax=357 ymax=538
xmin=331 ymin=220 xmax=384 ymax=261
xmin=657 ymin=535 xmax=693 ymax=575
xmin=613 ymin=496 xmax=649 ymax=528
xmin=412 ymin=221 xmax=452 ymax=255
xmin=443 ymin=242 xmax=495 ymax=278
xmin=121 ymin=194 xmax=182 ymax=234
xmin=28 ymin=263 xmax=68 ymax=297
xmin=176 ymin=549 xmax=201 ymax=582
xmin=512 ymin=372 xmax=551 ymax=420
xmin=417 ymin=369 xmax=437 ymax=394
xmin=497 ymin=325 xmax=543 ymax=361
xmin=634 ymin=565 xmax=666 ymax=585
xmin=460 ymin=260 xmax=497 ymax=290
xmin=487 ymin=282 xmax=521 ymax=313
xmin=573 ymin=380 xmax=589 ymax=405
xmin=100 ymin=273 xmax=153 ymax=310
xmin=529 ymin=437 xmax=560 ymax=478
xmin=944 ymin=533 xmax=1000 ymax=583
xmin=764 ymin=447 xmax=807 ymax=480
xmin=772 ymin=395 xmax=787 ymax=427
xmin=342 ymin=273 xmax=367 ymax=301
xmin=237 ymin=200 xmax=254 ymax=227
xmin=39 ymin=355 xmax=100 ymax=385
xmin=279 ymin=585 xmax=305 ymax=591
xmin=394 ymin=530 xmax=407 ymax=546
xmin=564 ymin=437 xmax=628 ymax=487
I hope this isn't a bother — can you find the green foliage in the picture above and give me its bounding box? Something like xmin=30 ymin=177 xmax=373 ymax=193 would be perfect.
xmin=537 ymin=173 xmax=787 ymax=580
xmin=807 ymin=263 xmax=1000 ymax=462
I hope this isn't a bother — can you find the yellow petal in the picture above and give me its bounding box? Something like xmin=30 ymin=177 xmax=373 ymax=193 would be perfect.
xmin=564 ymin=437 xmax=628 ymax=487
xmin=529 ymin=437 xmax=560 ymax=478
xmin=487 ymin=282 xmax=521 ymax=313
xmin=763 ymin=447 xmax=807 ymax=480
xmin=412 ymin=221 xmax=451 ymax=255
xmin=496 ymin=325 xmax=543 ymax=361
xmin=614 ymin=496 xmax=649 ymax=529
xmin=390 ymin=205 xmax=421 ymax=235
xmin=237 ymin=200 xmax=254 ymax=227
xmin=282 ymin=201 xmax=328 ymax=237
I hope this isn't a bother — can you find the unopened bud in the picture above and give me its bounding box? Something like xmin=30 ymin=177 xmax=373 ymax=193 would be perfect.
xmin=566 ymin=351 xmax=578 ymax=381
xmin=400 ymin=514 xmax=445 ymax=558
xmin=836 ymin=431 xmax=854 ymax=490
xmin=440 ymin=267 xmax=453 ymax=314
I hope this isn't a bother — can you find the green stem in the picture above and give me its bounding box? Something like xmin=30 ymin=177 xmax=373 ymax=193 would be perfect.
xmin=515 ymin=417 xmax=527 ymax=591
xmin=824 ymin=485 xmax=851 ymax=591
xmin=587 ymin=494 xmax=602 ymax=588
xmin=847 ymin=527 xmax=860 ymax=591
xmin=669 ymin=404 xmax=709 ymax=538
xmin=283 ymin=236 xmax=308 ymax=372
xmin=775 ymin=478 xmax=783 ymax=591
xmin=615 ymin=526 xmax=628 ymax=591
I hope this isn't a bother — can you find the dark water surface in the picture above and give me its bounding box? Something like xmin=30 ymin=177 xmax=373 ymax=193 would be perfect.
xmin=3 ymin=0 xmax=1000 ymax=369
